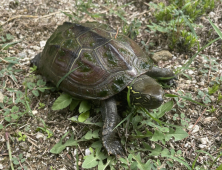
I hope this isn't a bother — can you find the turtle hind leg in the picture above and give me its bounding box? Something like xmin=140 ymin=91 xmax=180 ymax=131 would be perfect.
xmin=30 ymin=52 xmax=42 ymax=68
xmin=101 ymin=97 xmax=126 ymax=157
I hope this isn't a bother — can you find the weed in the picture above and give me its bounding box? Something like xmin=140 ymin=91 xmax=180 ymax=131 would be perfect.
xmin=147 ymin=0 xmax=216 ymax=52
xmin=122 ymin=19 xmax=141 ymax=39
xmin=17 ymin=131 xmax=27 ymax=142
xmin=38 ymin=102 xmax=45 ymax=109
xmin=49 ymin=99 xmax=190 ymax=169
xmin=11 ymin=154 xmax=27 ymax=170
xmin=62 ymin=0 xmax=103 ymax=22
xmin=170 ymin=0 xmax=215 ymax=20
xmin=36 ymin=118 xmax=53 ymax=138
xmin=62 ymin=0 xmax=132 ymax=24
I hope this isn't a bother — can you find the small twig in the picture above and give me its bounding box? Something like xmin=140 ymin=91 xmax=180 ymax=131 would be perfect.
xmin=42 ymin=148 xmax=48 ymax=155
xmin=77 ymin=144 xmax=85 ymax=157
xmin=27 ymin=137 xmax=39 ymax=149
xmin=182 ymin=108 xmax=207 ymax=149
xmin=0 ymin=11 xmax=71 ymax=26
xmin=115 ymin=27 xmax=119 ymax=39
xmin=5 ymin=132 xmax=14 ymax=170
xmin=0 ymin=57 xmax=8 ymax=63
xmin=25 ymin=160 xmax=33 ymax=170
xmin=129 ymin=10 xmax=149 ymax=19
xmin=143 ymin=2 xmax=150 ymax=6
xmin=18 ymin=159 xmax=24 ymax=170
xmin=19 ymin=120 xmax=31 ymax=129
xmin=187 ymin=108 xmax=206 ymax=135
xmin=211 ymin=147 xmax=222 ymax=156
xmin=8 ymin=75 xmax=19 ymax=88
xmin=12 ymin=92 xmax=15 ymax=104
xmin=208 ymin=66 xmax=211 ymax=83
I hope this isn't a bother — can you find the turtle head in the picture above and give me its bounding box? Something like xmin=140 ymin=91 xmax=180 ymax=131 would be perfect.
xmin=129 ymin=75 xmax=164 ymax=109
xmin=30 ymin=53 xmax=42 ymax=68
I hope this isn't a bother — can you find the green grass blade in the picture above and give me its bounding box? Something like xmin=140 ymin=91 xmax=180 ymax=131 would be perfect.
xmin=208 ymin=18 xmax=222 ymax=39
xmin=56 ymin=65 xmax=82 ymax=88
xmin=178 ymin=37 xmax=220 ymax=73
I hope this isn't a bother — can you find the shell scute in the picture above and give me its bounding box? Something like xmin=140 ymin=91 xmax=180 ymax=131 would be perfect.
xmin=38 ymin=22 xmax=153 ymax=99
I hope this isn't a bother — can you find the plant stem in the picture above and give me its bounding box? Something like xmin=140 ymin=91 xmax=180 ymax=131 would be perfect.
xmin=5 ymin=132 xmax=14 ymax=170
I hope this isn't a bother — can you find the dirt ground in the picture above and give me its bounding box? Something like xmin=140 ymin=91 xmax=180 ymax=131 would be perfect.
xmin=0 ymin=0 xmax=222 ymax=170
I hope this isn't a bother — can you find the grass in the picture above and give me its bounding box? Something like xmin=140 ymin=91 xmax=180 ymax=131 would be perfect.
xmin=0 ymin=0 xmax=222 ymax=169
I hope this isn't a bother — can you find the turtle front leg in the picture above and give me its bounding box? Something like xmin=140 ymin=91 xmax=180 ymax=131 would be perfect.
xmin=146 ymin=67 xmax=177 ymax=87
xmin=101 ymin=97 xmax=125 ymax=157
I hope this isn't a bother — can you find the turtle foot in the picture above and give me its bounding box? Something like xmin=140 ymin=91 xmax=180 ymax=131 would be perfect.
xmin=102 ymin=137 xmax=126 ymax=157
xmin=165 ymin=75 xmax=177 ymax=88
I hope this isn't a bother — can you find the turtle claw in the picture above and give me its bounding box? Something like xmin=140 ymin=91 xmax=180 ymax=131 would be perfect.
xmin=160 ymin=74 xmax=178 ymax=89
xmin=167 ymin=76 xmax=177 ymax=88
xmin=102 ymin=137 xmax=126 ymax=157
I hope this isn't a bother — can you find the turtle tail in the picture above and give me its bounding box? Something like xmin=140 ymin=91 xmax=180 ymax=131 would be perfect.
xmin=30 ymin=52 xmax=42 ymax=68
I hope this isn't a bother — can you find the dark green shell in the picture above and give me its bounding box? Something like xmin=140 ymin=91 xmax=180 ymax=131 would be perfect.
xmin=38 ymin=22 xmax=153 ymax=99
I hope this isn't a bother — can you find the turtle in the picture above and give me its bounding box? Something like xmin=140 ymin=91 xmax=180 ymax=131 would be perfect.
xmin=31 ymin=22 xmax=176 ymax=157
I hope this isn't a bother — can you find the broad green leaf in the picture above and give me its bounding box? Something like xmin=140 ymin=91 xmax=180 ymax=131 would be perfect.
xmin=161 ymin=148 xmax=170 ymax=156
xmin=119 ymin=157 xmax=128 ymax=164
xmin=11 ymin=106 xmax=19 ymax=112
xmin=37 ymin=79 xmax=46 ymax=86
xmin=98 ymin=160 xmax=110 ymax=170
xmin=16 ymin=91 xmax=23 ymax=99
xmin=68 ymin=117 xmax=103 ymax=127
xmin=79 ymin=100 xmax=91 ymax=113
xmin=11 ymin=114 xmax=19 ymax=120
xmin=132 ymin=129 xmax=153 ymax=138
xmin=163 ymin=154 xmax=192 ymax=170
xmin=50 ymin=132 xmax=78 ymax=154
xmin=32 ymin=89 xmax=39 ymax=97
xmin=6 ymin=33 xmax=13 ymax=40
xmin=78 ymin=111 xmax=90 ymax=122
xmin=20 ymin=158 xmax=26 ymax=163
xmin=18 ymin=153 xmax=23 ymax=159
xmin=13 ymin=159 xmax=20 ymax=165
xmin=82 ymin=154 xmax=98 ymax=168
xmin=150 ymin=130 xmax=164 ymax=142
xmin=37 ymin=87 xmax=48 ymax=92
xmin=52 ymin=93 xmax=72 ymax=110
xmin=130 ymin=162 xmax=138 ymax=170
xmin=165 ymin=128 xmax=175 ymax=141
xmin=27 ymin=82 xmax=35 ymax=89
xmin=174 ymin=128 xmax=188 ymax=141
xmin=91 ymin=141 xmax=103 ymax=149
xmin=157 ymin=100 xmax=173 ymax=118
xmin=148 ymin=144 xmax=162 ymax=156
xmin=84 ymin=130 xmax=99 ymax=140
xmin=216 ymin=163 xmax=222 ymax=170
xmin=142 ymin=160 xmax=152 ymax=170
xmin=4 ymin=116 xmax=11 ymax=122
xmin=70 ymin=99 xmax=80 ymax=111
xmin=128 ymin=153 xmax=147 ymax=170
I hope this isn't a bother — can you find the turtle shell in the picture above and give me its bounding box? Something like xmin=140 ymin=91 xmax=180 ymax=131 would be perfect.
xmin=38 ymin=22 xmax=153 ymax=99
